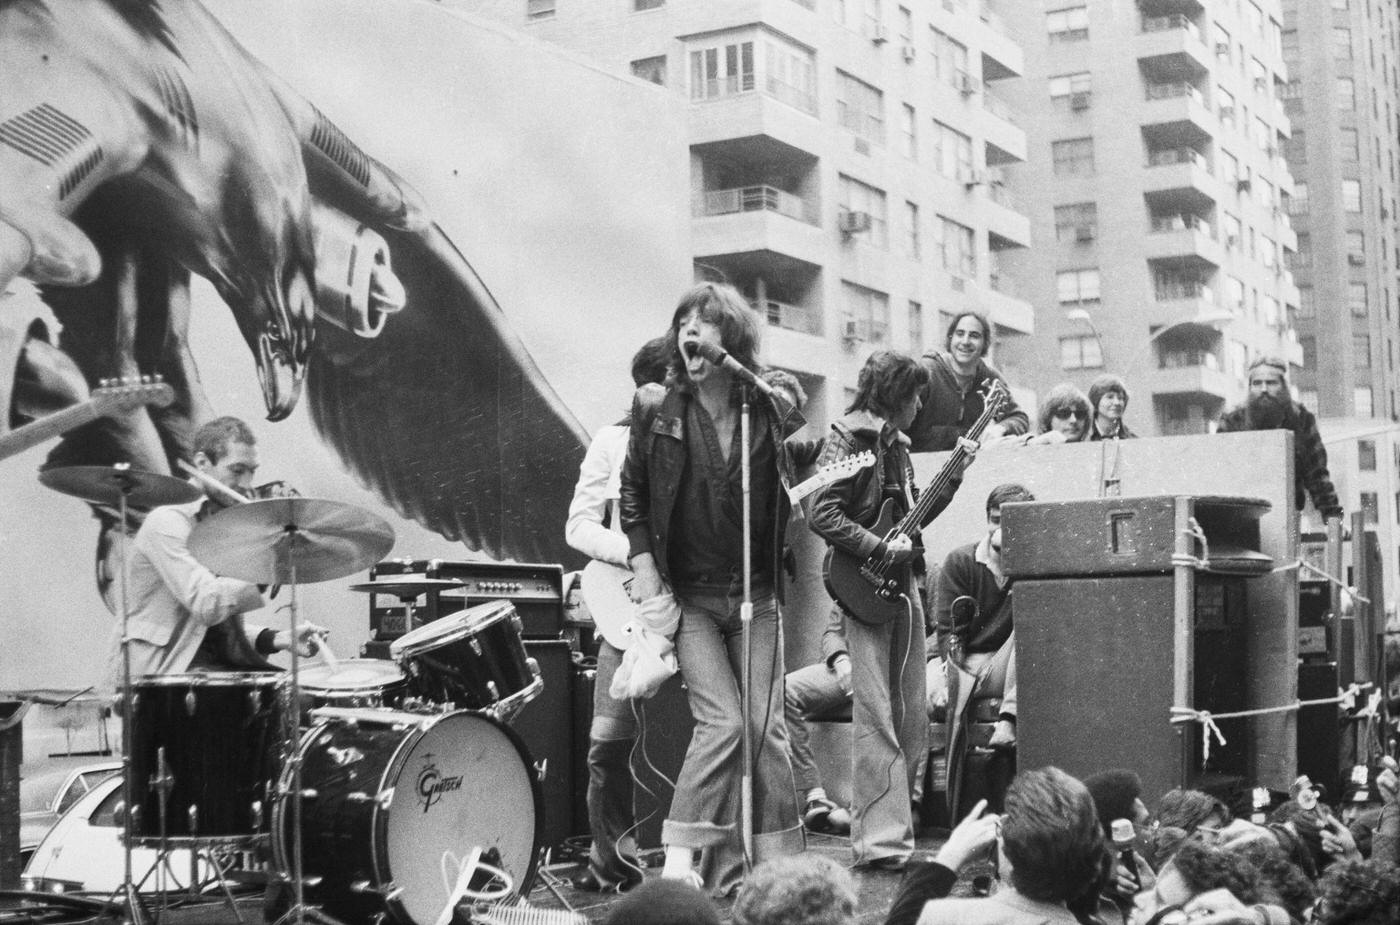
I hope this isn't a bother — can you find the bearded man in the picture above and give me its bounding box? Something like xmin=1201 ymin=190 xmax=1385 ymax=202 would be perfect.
xmin=1216 ymin=356 xmax=1342 ymax=523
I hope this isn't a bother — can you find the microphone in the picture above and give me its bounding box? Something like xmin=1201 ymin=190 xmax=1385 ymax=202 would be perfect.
xmin=694 ymin=341 xmax=774 ymax=396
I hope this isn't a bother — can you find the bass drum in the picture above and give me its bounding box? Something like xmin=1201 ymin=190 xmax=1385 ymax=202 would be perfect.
xmin=274 ymin=709 xmax=542 ymax=925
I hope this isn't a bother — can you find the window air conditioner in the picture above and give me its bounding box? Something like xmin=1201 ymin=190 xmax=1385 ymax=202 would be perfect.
xmin=1349 ymin=252 xmax=1366 ymax=266
xmin=958 ymin=72 xmax=979 ymax=95
xmin=1070 ymin=91 xmax=1092 ymax=110
xmin=842 ymin=318 xmax=865 ymax=342
xmin=903 ymin=44 xmax=917 ymax=63
xmin=839 ymin=210 xmax=873 ymax=235
xmin=1075 ymin=224 xmax=1096 ymax=242
xmin=871 ymin=24 xmax=889 ymax=44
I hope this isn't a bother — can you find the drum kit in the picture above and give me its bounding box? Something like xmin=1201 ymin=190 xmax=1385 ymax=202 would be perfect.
xmin=37 ymin=463 xmax=551 ymax=925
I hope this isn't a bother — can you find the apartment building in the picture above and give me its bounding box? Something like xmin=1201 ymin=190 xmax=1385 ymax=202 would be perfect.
xmin=463 ymin=0 xmax=1034 ymax=427
xmin=1283 ymin=0 xmax=1400 ymax=610
xmin=1283 ymin=0 xmax=1400 ymax=425
xmin=996 ymin=0 xmax=1302 ymax=436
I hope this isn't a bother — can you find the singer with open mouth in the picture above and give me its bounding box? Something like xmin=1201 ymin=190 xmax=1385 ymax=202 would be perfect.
xmin=618 ymin=282 xmax=821 ymax=894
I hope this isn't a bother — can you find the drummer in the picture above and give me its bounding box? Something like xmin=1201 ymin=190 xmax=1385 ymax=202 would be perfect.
xmin=103 ymin=415 xmax=325 ymax=683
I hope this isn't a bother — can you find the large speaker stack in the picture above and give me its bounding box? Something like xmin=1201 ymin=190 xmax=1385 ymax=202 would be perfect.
xmin=1001 ymin=495 xmax=1273 ymax=803
xmin=1296 ymin=578 xmax=1341 ymax=800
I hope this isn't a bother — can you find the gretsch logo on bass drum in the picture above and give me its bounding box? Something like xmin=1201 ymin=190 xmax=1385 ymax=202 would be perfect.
xmin=416 ymin=754 xmax=464 ymax=813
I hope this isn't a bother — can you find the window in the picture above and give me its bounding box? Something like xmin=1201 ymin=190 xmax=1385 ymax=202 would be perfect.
xmin=1297 ymin=285 xmax=1314 ymax=318
xmin=931 ymin=120 xmax=973 ymax=180
xmin=1052 ymin=137 xmax=1095 ymax=176
xmin=901 ymin=104 xmax=917 ymax=159
xmin=836 ymin=70 xmax=884 ymax=145
xmin=1332 ymin=0 xmax=1348 ymax=8
xmin=635 ymin=0 xmax=664 ymax=8
xmin=898 ymin=6 xmax=912 ymax=44
xmin=1341 ymin=130 xmax=1360 ymax=165
xmin=1054 ymin=202 xmax=1098 ymax=242
xmin=943 ymin=36 xmax=970 ymax=90
xmin=1360 ymin=491 xmax=1379 ymax=523
xmin=1356 ymin=333 xmax=1372 ymax=367
xmin=1360 ymin=439 xmax=1377 ymax=470
xmin=1343 ymin=179 xmax=1363 ymax=212
xmin=1299 ymin=335 xmax=1316 ymax=370
xmin=841 ymin=281 xmax=890 ymax=344
xmin=1356 ymin=386 xmax=1375 ymax=417
xmin=1347 ymin=230 xmax=1365 ymax=261
xmin=1334 ymin=26 xmax=1353 ymax=59
xmin=908 ymin=300 xmax=923 ymax=349
xmin=1246 ymin=1 xmax=1263 ymax=37
xmin=631 ymin=56 xmax=667 ymax=85
xmin=1154 ymin=267 xmax=1209 ymax=301
xmin=1287 ymin=131 xmax=1307 ymax=165
xmin=938 ymin=216 xmax=976 ymax=277
xmin=1049 ymin=71 xmax=1092 ymax=99
xmin=1214 ymin=23 xmax=1232 ymax=61
xmin=1350 ymin=282 xmax=1369 ymax=316
xmin=1047 ymin=6 xmax=1089 ymax=42
xmin=1060 ymin=335 xmax=1103 ymax=370
xmin=1057 ymin=268 xmax=1101 ymax=303
xmin=690 ymin=41 xmax=755 ymax=101
xmin=765 ymin=41 xmax=816 ymax=114
xmin=904 ymin=200 xmax=920 ymax=259
xmin=1338 ymin=77 xmax=1356 ymax=110
xmin=838 ymin=174 xmax=889 ymax=247
xmin=526 ymin=0 xmax=555 ymax=19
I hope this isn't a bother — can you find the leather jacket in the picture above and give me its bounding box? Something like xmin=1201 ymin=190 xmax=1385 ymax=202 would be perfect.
xmin=618 ymin=382 xmax=819 ymax=602
xmin=808 ymin=409 xmax=960 ymax=561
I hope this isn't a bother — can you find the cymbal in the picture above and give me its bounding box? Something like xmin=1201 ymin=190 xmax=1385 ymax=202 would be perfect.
xmin=40 ymin=464 xmax=201 ymax=508
xmin=188 ymin=497 xmax=395 ymax=584
xmin=347 ymin=578 xmax=464 ymax=598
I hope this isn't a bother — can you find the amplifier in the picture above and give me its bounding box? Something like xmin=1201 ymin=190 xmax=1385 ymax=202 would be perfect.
xmin=1002 ymin=495 xmax=1271 ymax=579
xmin=367 ymin=558 xmax=565 ymax=640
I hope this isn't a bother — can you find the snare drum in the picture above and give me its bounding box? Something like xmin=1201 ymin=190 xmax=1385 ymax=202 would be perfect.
xmin=298 ymin=659 xmax=407 ymax=721
xmin=390 ymin=601 xmax=541 ymax=714
xmin=276 ymin=708 xmax=541 ymax=925
xmin=129 ymin=672 xmax=284 ymax=842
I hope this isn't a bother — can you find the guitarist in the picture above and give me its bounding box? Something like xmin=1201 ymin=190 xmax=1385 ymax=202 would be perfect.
xmin=562 ymin=336 xmax=669 ymax=893
xmin=807 ymin=350 xmax=967 ymax=870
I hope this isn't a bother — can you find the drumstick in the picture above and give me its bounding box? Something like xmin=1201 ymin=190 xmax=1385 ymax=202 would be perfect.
xmin=177 ymin=458 xmax=251 ymax=506
xmin=314 ymin=630 xmax=340 ymax=671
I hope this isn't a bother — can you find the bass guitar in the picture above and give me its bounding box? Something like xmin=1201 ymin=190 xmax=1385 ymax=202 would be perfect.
xmin=0 ymin=376 xmax=174 ymax=463
xmin=823 ymin=380 xmax=1009 ymax=625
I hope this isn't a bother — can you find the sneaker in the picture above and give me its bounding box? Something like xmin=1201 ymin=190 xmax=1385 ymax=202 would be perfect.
xmin=570 ymin=869 xmax=644 ymax=893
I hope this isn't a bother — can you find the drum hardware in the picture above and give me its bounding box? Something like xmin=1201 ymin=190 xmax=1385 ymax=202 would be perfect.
xmin=189 ymin=496 xmax=396 ymax=925
xmin=349 ymin=578 xmax=465 ymax=638
xmin=40 ymin=463 xmax=201 ymax=925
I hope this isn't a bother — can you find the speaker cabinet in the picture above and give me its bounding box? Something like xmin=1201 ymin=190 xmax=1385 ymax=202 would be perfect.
xmin=1016 ymin=573 xmax=1250 ymax=803
xmin=632 ymin=675 xmax=693 ymax=849
xmin=509 ymin=640 xmax=578 ymax=854
xmin=1297 ymin=662 xmax=1340 ymax=801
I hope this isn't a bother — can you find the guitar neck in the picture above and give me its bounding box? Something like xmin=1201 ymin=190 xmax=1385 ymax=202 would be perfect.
xmin=0 ymin=402 xmax=101 ymax=463
xmin=892 ymin=390 xmax=1003 ymax=538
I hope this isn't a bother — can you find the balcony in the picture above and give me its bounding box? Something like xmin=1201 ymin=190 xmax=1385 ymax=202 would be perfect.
xmin=1141 ymin=83 xmax=1213 ymax=147
xmin=980 ymin=275 xmax=1034 ymax=335
xmin=980 ymin=90 xmax=1027 ymax=165
xmin=760 ymin=298 xmax=821 ymax=336
xmin=694 ymin=185 xmax=818 ymax=225
xmin=687 ymin=86 xmax=822 ymax=154
xmin=1143 ymin=154 xmax=1215 ymax=214
xmin=973 ymin=1 xmax=1023 ymax=81
xmin=1145 ymin=214 xmax=1221 ymax=266
xmin=977 ymin=185 xmax=1031 ymax=249
xmin=1145 ymin=353 xmax=1233 ymax=400
xmin=1138 ymin=14 xmax=1211 ymax=80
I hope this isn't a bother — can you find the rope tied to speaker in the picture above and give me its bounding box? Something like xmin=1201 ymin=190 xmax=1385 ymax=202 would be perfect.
xmin=1169 ymin=519 xmax=1211 ymax=570
xmin=1169 ymin=682 xmax=1374 ymax=768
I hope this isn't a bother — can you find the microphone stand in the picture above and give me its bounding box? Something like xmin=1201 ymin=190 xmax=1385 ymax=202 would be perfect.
xmin=739 ymin=385 xmax=755 ymax=873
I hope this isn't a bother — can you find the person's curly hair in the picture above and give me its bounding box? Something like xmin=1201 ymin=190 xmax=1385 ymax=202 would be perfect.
xmin=1168 ymin=840 xmax=1264 ymax=905
xmin=731 ymin=855 xmax=857 ymax=925
xmin=1227 ymin=837 xmax=1316 ymax=921
xmin=1313 ymin=859 xmax=1400 ymax=925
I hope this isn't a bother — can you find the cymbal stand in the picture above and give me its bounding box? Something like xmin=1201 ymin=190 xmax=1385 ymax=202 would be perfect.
xmin=107 ymin=468 xmax=153 ymax=925
xmin=274 ymin=533 xmax=340 ymax=925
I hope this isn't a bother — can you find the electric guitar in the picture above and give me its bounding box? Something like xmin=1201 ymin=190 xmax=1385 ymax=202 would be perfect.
xmin=0 ymin=376 xmax=175 ymax=463
xmin=823 ymin=380 xmax=1009 ymax=625
xmin=581 ymin=451 xmax=879 ymax=647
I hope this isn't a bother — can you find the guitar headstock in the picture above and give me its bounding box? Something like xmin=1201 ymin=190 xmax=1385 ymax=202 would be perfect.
xmin=90 ymin=376 xmax=175 ymax=415
xmin=980 ymin=378 xmax=1010 ymax=417
xmin=832 ymin=450 xmax=876 ymax=475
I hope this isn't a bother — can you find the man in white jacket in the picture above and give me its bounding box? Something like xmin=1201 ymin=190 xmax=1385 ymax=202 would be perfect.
xmin=564 ymin=338 xmax=668 ymax=892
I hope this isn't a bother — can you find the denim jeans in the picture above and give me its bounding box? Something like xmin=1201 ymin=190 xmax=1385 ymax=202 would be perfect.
xmin=665 ymin=585 xmax=804 ymax=891
xmin=784 ymin=660 xmax=850 ymax=795
xmin=586 ymin=641 xmax=642 ymax=886
xmin=846 ymin=585 xmax=927 ymax=865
